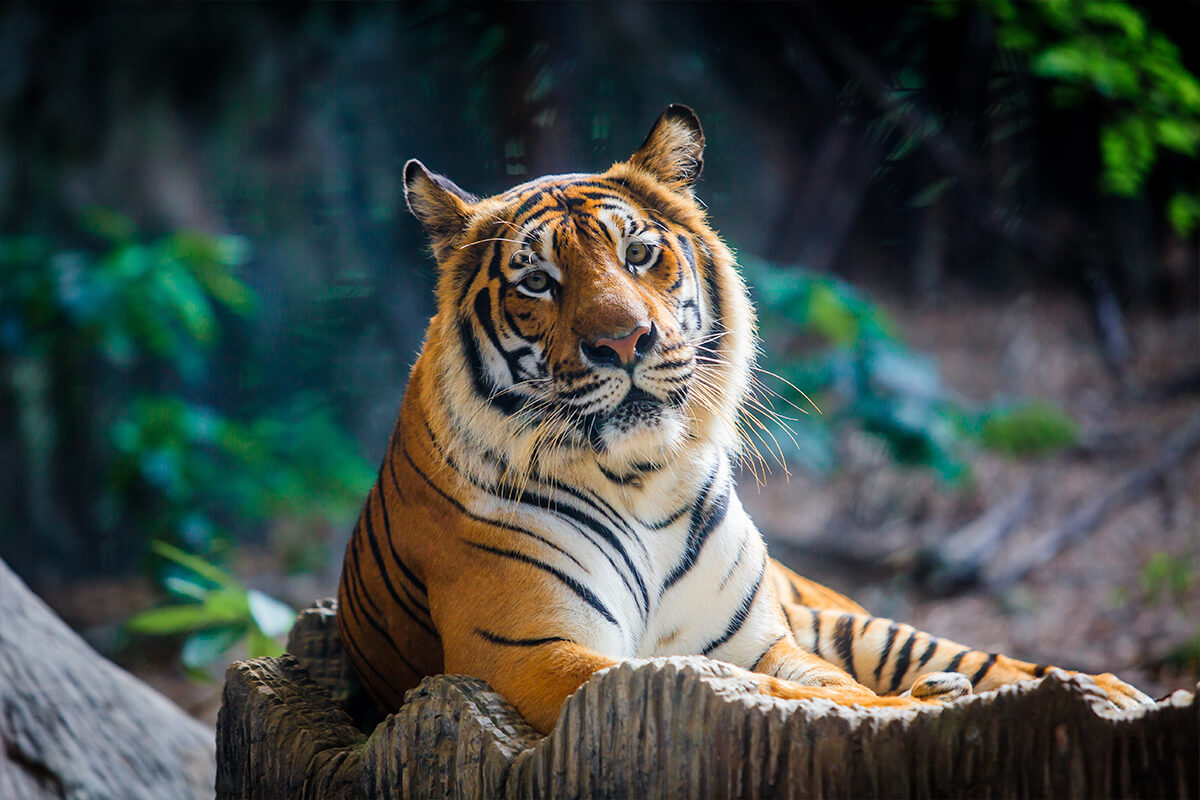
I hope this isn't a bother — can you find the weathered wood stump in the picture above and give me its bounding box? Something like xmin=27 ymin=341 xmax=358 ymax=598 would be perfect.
xmin=0 ymin=558 xmax=215 ymax=800
xmin=217 ymin=600 xmax=1199 ymax=799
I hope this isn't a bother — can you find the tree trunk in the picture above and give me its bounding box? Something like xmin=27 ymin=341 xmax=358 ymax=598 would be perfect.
xmin=218 ymin=599 xmax=1199 ymax=799
xmin=0 ymin=558 xmax=215 ymax=800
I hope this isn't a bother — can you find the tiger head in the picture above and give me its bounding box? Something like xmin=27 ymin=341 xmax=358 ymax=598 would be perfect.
xmin=403 ymin=106 xmax=755 ymax=479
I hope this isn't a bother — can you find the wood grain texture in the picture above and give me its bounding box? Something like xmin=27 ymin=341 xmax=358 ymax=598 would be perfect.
xmin=0 ymin=558 xmax=215 ymax=800
xmin=217 ymin=600 xmax=1199 ymax=799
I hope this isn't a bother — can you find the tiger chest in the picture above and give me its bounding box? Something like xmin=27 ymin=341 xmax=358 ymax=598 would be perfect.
xmin=516 ymin=483 xmax=775 ymax=669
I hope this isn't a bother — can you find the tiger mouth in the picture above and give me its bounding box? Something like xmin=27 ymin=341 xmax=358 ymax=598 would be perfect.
xmin=616 ymin=387 xmax=661 ymax=412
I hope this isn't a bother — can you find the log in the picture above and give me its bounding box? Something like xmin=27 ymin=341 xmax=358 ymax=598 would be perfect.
xmin=0 ymin=557 xmax=215 ymax=800
xmin=217 ymin=599 xmax=1199 ymax=799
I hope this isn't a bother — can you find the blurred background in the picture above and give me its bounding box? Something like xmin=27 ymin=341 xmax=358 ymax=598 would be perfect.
xmin=2 ymin=1 xmax=1197 ymax=724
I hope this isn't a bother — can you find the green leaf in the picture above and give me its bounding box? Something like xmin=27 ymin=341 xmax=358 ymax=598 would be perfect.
xmin=1167 ymin=192 xmax=1200 ymax=237
xmin=126 ymin=603 xmax=226 ymax=634
xmin=151 ymin=540 xmax=239 ymax=589
xmin=1080 ymin=2 xmax=1145 ymax=42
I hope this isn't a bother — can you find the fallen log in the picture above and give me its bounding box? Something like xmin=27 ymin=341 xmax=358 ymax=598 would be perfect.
xmin=0 ymin=558 xmax=215 ymax=800
xmin=217 ymin=599 xmax=1199 ymax=799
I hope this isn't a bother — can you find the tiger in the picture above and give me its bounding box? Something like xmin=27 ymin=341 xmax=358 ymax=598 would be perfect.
xmin=335 ymin=105 xmax=1152 ymax=734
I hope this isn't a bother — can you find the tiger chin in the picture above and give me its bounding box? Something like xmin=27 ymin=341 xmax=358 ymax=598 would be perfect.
xmin=336 ymin=105 xmax=1152 ymax=735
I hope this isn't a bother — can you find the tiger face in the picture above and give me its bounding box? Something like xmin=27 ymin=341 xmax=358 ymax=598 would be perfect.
xmin=404 ymin=106 xmax=755 ymax=475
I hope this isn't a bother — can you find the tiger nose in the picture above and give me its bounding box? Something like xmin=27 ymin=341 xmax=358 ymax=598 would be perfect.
xmin=582 ymin=323 xmax=657 ymax=368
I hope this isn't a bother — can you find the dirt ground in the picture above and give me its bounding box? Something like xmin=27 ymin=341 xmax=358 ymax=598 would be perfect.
xmin=38 ymin=290 xmax=1200 ymax=726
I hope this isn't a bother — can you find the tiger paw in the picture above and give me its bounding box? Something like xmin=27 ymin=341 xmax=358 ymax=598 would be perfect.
xmin=902 ymin=671 xmax=972 ymax=703
xmin=1058 ymin=669 xmax=1154 ymax=710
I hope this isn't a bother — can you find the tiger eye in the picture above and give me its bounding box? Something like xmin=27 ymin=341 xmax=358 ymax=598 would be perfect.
xmin=520 ymin=270 xmax=550 ymax=293
xmin=625 ymin=241 xmax=651 ymax=266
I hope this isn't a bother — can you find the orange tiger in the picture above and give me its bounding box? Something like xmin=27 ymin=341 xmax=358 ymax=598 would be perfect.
xmin=335 ymin=105 xmax=1151 ymax=734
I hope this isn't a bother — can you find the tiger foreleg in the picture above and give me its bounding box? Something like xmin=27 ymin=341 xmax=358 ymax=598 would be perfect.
xmin=786 ymin=604 xmax=1152 ymax=709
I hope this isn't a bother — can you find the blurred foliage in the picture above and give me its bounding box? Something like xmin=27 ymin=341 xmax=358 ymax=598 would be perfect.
xmin=126 ymin=541 xmax=295 ymax=680
xmin=746 ymin=257 xmax=1078 ymax=481
xmin=975 ymin=401 xmax=1080 ymax=456
xmin=1130 ymin=550 xmax=1200 ymax=673
xmin=935 ymin=0 xmax=1200 ymax=236
xmin=1139 ymin=550 xmax=1198 ymax=606
xmin=0 ymin=214 xmax=371 ymax=585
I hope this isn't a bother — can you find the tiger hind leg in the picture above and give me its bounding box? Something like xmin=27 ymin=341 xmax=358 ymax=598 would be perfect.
xmin=783 ymin=603 xmax=1153 ymax=709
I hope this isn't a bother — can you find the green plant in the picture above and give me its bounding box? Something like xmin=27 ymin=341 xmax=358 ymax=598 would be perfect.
xmin=935 ymin=0 xmax=1200 ymax=237
xmin=743 ymin=256 xmax=1079 ymax=481
xmin=975 ymin=401 xmax=1079 ymax=456
xmin=1 ymin=213 xmax=371 ymax=674
xmin=126 ymin=542 xmax=296 ymax=678
xmin=1136 ymin=549 xmax=1200 ymax=672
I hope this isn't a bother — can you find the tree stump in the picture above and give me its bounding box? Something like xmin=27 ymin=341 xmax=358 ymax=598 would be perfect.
xmin=0 ymin=558 xmax=215 ymax=800
xmin=217 ymin=599 xmax=1199 ymax=799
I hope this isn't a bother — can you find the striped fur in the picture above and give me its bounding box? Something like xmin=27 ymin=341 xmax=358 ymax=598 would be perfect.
xmin=336 ymin=106 xmax=1151 ymax=733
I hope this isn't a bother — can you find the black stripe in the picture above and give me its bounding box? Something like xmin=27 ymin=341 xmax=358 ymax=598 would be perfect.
xmin=833 ymin=614 xmax=858 ymax=681
xmin=809 ymin=609 xmax=823 ymax=658
xmin=873 ymin=622 xmax=900 ymax=684
xmin=698 ymin=242 xmax=725 ymax=357
xmin=888 ymin=631 xmax=918 ymax=693
xmin=473 ymin=289 xmax=531 ymax=387
xmin=540 ymin=476 xmax=645 ymax=553
xmin=598 ymin=463 xmax=645 ymax=487
xmin=339 ymin=607 xmax=410 ymax=697
xmin=676 ymin=234 xmax=696 ymax=294
xmin=1032 ymin=663 xmax=1048 ymax=678
xmin=560 ymin=380 xmax=605 ymax=400
xmin=970 ymin=654 xmax=999 ymax=685
xmin=455 ymin=237 xmax=497 ymax=309
xmin=718 ymin=535 xmax=748 ymax=590
xmin=341 ymin=539 xmax=424 ymax=679
xmin=504 ymin=484 xmax=650 ymax=616
xmin=375 ymin=484 xmax=430 ymax=599
xmin=780 ymin=602 xmax=793 ymax=631
xmin=476 ymin=629 xmax=572 ymax=648
xmin=466 ymin=540 xmax=619 ymax=627
xmin=458 ymin=318 xmax=521 ymax=415
xmin=650 ymin=358 xmax=694 ymax=372
xmin=512 ymin=189 xmax=556 ymax=227
xmin=397 ymin=440 xmax=589 ymax=572
xmin=646 ymin=502 xmax=690 ymax=530
xmin=916 ymin=637 xmax=939 ymax=668
xmin=752 ymin=635 xmax=786 ymax=671
xmin=361 ymin=499 xmax=438 ymax=638
xmin=661 ymin=473 xmax=730 ymax=593
xmin=945 ymin=649 xmax=969 ymax=673
xmin=702 ymin=558 xmax=766 ymax=655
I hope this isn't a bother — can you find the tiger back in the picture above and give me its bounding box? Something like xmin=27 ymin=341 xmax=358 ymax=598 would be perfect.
xmin=336 ymin=106 xmax=1151 ymax=734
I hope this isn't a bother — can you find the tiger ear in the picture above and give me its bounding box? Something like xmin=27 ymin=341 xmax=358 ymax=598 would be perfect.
xmin=628 ymin=105 xmax=705 ymax=192
xmin=404 ymin=159 xmax=478 ymax=260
